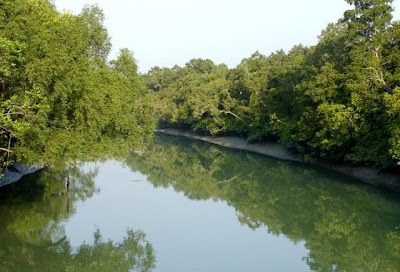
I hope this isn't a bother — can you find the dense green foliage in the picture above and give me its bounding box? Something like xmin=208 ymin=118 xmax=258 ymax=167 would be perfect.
xmin=1 ymin=0 xmax=399 ymax=269
xmin=0 ymin=0 xmax=156 ymax=172
xmin=146 ymin=0 xmax=400 ymax=168
xmin=127 ymin=134 xmax=400 ymax=271
xmin=1 ymin=0 xmax=399 ymax=171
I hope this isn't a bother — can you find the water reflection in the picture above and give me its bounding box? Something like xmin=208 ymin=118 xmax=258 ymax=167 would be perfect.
xmin=125 ymin=134 xmax=400 ymax=272
xmin=1 ymin=133 xmax=400 ymax=271
xmin=0 ymin=165 xmax=155 ymax=272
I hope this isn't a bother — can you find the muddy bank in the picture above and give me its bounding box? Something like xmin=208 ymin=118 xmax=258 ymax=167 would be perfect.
xmin=158 ymin=128 xmax=400 ymax=192
xmin=0 ymin=163 xmax=43 ymax=187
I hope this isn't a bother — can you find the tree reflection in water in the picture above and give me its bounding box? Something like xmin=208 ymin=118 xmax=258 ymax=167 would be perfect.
xmin=0 ymin=165 xmax=155 ymax=272
xmin=1 ymin=133 xmax=400 ymax=272
xmin=125 ymin=134 xmax=400 ymax=272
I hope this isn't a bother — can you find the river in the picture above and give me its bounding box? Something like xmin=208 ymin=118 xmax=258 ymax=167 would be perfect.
xmin=0 ymin=134 xmax=399 ymax=271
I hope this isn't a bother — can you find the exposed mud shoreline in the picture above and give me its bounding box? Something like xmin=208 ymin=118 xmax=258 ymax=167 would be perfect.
xmin=158 ymin=128 xmax=400 ymax=192
xmin=0 ymin=163 xmax=43 ymax=187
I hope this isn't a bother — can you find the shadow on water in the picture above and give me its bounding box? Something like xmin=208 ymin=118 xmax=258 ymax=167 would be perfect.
xmin=0 ymin=165 xmax=155 ymax=272
xmin=124 ymin=134 xmax=400 ymax=272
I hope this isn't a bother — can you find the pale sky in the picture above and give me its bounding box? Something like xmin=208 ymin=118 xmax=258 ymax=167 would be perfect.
xmin=54 ymin=0 xmax=400 ymax=72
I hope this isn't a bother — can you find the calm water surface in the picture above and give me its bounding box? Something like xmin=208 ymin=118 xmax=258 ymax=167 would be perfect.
xmin=1 ymin=134 xmax=400 ymax=272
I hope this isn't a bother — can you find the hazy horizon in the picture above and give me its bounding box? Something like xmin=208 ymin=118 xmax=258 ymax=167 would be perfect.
xmin=54 ymin=0 xmax=400 ymax=72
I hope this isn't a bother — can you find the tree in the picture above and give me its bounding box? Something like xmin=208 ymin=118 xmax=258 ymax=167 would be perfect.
xmin=0 ymin=1 xmax=157 ymax=173
xmin=149 ymin=0 xmax=400 ymax=168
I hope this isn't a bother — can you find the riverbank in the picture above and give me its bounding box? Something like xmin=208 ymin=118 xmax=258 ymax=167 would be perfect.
xmin=0 ymin=163 xmax=43 ymax=187
xmin=158 ymin=128 xmax=400 ymax=192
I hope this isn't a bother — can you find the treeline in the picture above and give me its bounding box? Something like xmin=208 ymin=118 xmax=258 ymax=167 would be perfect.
xmin=0 ymin=0 xmax=156 ymax=172
xmin=1 ymin=0 xmax=399 ymax=172
xmin=146 ymin=0 xmax=400 ymax=168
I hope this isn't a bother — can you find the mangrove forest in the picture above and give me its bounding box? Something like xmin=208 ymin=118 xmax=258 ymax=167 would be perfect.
xmin=1 ymin=0 xmax=400 ymax=271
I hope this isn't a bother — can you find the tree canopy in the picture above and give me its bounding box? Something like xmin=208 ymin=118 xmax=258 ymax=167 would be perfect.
xmin=0 ymin=0 xmax=399 ymax=175
xmin=0 ymin=0 xmax=157 ymax=173
xmin=146 ymin=0 xmax=400 ymax=168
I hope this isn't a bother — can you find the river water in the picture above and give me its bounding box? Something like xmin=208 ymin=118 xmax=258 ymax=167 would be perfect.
xmin=0 ymin=134 xmax=399 ymax=272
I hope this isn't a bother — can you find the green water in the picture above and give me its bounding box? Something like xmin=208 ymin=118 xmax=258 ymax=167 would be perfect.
xmin=1 ymin=134 xmax=400 ymax=272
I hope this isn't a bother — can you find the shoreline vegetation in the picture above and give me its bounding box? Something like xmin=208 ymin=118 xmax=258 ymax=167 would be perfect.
xmin=158 ymin=128 xmax=400 ymax=192
xmin=1 ymin=0 xmax=400 ymax=193
xmin=0 ymin=0 xmax=157 ymax=177
xmin=147 ymin=0 xmax=400 ymax=174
